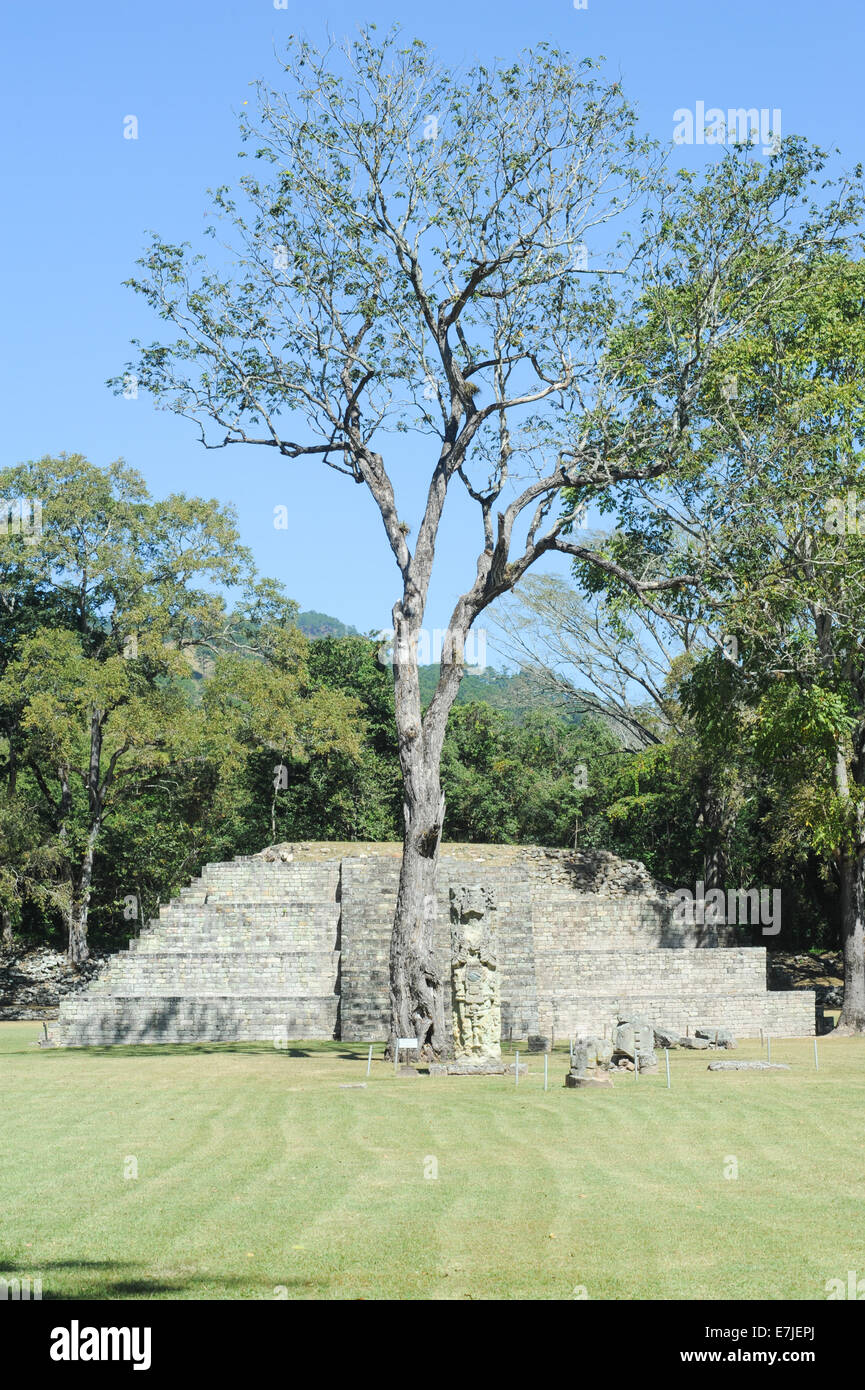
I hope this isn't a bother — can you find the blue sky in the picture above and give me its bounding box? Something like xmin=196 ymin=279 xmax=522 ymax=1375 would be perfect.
xmin=2 ymin=0 xmax=861 ymax=642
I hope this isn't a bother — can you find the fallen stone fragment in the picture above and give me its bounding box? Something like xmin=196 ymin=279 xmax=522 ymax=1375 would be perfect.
xmin=696 ymin=1027 xmax=736 ymax=1050
xmin=707 ymin=1061 xmax=790 ymax=1071
xmin=565 ymin=1070 xmax=613 ymax=1088
xmin=338 ymin=1083 xmax=368 ymax=1089
xmin=613 ymin=1020 xmax=656 ymax=1068
xmin=252 ymin=841 xmax=295 ymax=863
xmin=447 ymin=1061 xmax=506 ymax=1075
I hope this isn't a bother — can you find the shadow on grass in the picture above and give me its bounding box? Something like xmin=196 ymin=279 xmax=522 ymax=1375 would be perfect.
xmin=35 ymin=1040 xmax=352 ymax=1060
xmin=0 ymin=1256 xmax=328 ymax=1299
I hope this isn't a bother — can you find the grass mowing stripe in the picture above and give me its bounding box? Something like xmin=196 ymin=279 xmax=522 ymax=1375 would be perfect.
xmin=3 ymin=1025 xmax=864 ymax=1298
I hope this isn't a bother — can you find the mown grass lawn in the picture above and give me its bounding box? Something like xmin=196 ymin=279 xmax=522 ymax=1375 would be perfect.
xmin=2 ymin=1023 xmax=864 ymax=1300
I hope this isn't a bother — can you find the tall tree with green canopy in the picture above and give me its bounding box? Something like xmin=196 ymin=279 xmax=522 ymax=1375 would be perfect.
xmin=0 ymin=628 xmax=204 ymax=961
xmin=488 ymin=570 xmax=744 ymax=887
xmin=0 ymin=453 xmax=298 ymax=961
xmin=114 ymin=28 xmax=859 ymax=1056
xmin=202 ymin=624 xmax=364 ymax=842
xmin=584 ymin=251 xmax=865 ymax=1020
xmin=670 ymin=256 xmax=865 ymax=1028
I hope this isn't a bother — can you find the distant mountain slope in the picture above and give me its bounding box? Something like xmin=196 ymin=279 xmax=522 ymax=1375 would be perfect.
xmin=295 ymin=610 xmax=360 ymax=639
xmin=416 ymin=662 xmax=581 ymax=722
xmin=179 ymin=609 xmax=578 ymax=722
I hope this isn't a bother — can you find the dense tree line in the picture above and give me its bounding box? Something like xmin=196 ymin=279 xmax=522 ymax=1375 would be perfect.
xmin=0 ymin=452 xmax=846 ymax=965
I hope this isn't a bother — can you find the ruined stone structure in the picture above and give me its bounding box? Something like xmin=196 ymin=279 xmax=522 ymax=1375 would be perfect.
xmin=52 ymin=842 xmax=815 ymax=1046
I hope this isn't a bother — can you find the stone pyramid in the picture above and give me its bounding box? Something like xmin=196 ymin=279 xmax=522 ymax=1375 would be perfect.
xmin=53 ymin=843 xmax=814 ymax=1046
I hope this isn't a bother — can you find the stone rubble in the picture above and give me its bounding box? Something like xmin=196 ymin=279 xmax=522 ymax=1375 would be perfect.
xmin=0 ymin=946 xmax=110 ymax=1020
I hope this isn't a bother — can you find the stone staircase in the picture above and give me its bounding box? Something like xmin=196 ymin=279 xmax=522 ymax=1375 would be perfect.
xmin=52 ymin=856 xmax=342 ymax=1046
xmin=52 ymin=841 xmax=816 ymax=1046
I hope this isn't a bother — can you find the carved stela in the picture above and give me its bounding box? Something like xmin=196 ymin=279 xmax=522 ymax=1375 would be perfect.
xmin=448 ymin=885 xmax=503 ymax=1072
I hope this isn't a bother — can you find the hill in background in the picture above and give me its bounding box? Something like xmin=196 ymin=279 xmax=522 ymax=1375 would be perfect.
xmin=416 ymin=662 xmax=579 ymax=721
xmin=295 ymin=610 xmax=360 ymax=639
xmin=181 ymin=608 xmax=575 ymax=722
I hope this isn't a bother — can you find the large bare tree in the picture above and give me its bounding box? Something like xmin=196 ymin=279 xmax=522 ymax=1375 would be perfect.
xmin=115 ymin=29 xmax=854 ymax=1056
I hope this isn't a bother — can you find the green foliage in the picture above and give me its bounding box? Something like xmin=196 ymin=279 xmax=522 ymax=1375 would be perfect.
xmin=417 ymin=663 xmax=579 ymax=720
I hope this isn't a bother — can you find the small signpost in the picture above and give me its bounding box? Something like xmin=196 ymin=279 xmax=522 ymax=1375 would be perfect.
xmin=395 ymin=1036 xmax=418 ymax=1074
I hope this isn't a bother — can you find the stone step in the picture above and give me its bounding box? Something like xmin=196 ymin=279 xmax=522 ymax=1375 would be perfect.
xmin=54 ymin=994 xmax=340 ymax=1046
xmin=136 ymin=912 xmax=339 ymax=933
xmin=176 ymin=890 xmax=339 ymax=905
xmin=150 ymin=907 xmax=339 ymax=927
xmin=531 ymin=989 xmax=815 ymax=1040
xmin=89 ymin=950 xmax=339 ymax=995
xmin=131 ymin=935 xmax=338 ymax=954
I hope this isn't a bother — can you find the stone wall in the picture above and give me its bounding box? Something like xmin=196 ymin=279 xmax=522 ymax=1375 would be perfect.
xmin=337 ymin=848 xmax=811 ymax=1041
xmin=52 ymin=843 xmax=815 ymax=1046
xmin=55 ymin=857 xmax=343 ymax=1046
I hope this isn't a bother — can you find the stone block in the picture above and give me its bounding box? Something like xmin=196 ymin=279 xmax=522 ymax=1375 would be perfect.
xmin=565 ymin=1070 xmax=612 ymax=1088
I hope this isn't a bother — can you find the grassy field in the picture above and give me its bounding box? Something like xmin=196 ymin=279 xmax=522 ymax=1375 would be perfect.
xmin=2 ymin=1022 xmax=864 ymax=1300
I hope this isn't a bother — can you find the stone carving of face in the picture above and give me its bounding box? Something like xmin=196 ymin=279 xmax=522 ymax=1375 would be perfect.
xmin=458 ymin=886 xmax=488 ymax=922
xmin=462 ymin=920 xmax=485 ymax=952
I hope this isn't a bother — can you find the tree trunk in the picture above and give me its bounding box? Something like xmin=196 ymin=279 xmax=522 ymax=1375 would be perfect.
xmin=68 ymin=904 xmax=89 ymax=965
xmin=387 ymin=617 xmax=464 ymax=1060
xmin=837 ymin=848 xmax=865 ymax=1032
xmin=388 ymin=765 xmax=448 ymax=1060
xmin=67 ymin=820 xmax=101 ymax=965
xmin=1 ymin=907 xmax=13 ymax=952
xmin=700 ymin=778 xmax=727 ymax=893
xmin=833 ymin=748 xmax=865 ymax=1033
